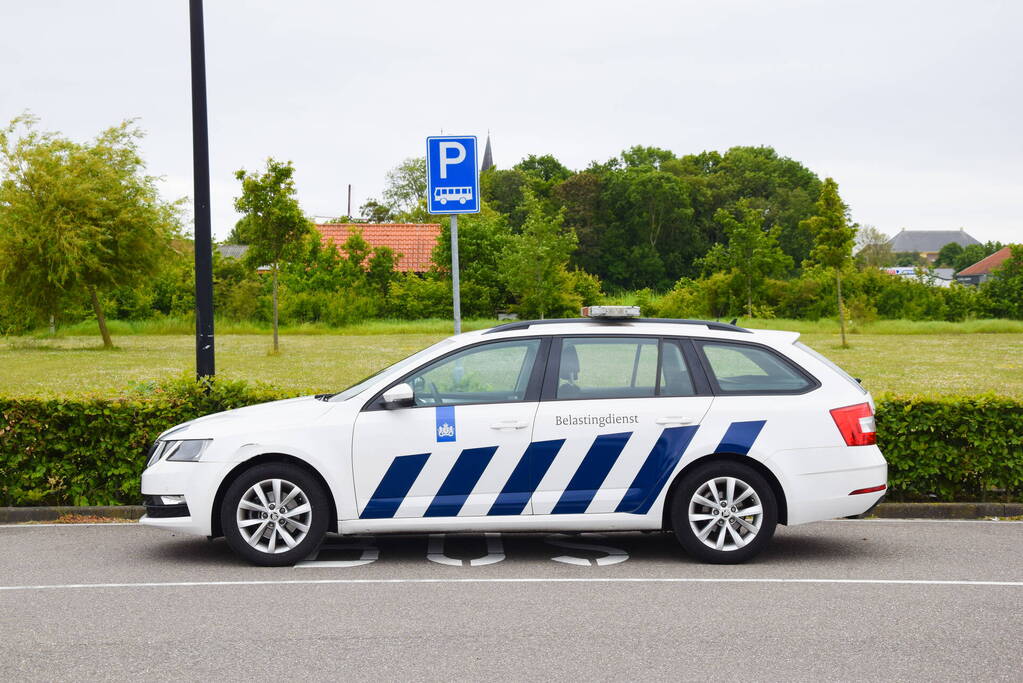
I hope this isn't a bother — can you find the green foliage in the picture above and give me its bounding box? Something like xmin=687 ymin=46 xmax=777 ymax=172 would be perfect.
xmin=698 ymin=199 xmax=792 ymax=316
xmin=233 ymin=158 xmax=313 ymax=350
xmin=432 ymin=208 xmax=514 ymax=317
xmin=954 ymin=241 xmax=1004 ymax=271
xmin=0 ymin=115 xmax=181 ymax=347
xmin=935 ymin=241 xmax=964 ymax=267
xmin=981 ymin=245 xmax=1023 ymax=319
xmin=2 ymin=384 xmax=1019 ymax=505
xmin=385 ymin=274 xmax=452 ymax=319
xmin=855 ymin=226 xmax=894 ymax=268
xmin=0 ymin=377 xmax=290 ymax=506
xmin=382 ymin=157 xmax=427 ymax=217
xmin=877 ymin=395 xmax=1023 ymax=501
xmin=801 ymin=178 xmax=857 ymax=345
xmin=499 ymin=193 xmax=580 ymax=318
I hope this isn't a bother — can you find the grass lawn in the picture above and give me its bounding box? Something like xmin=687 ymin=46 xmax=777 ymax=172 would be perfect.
xmin=3 ymin=327 xmax=1021 ymax=398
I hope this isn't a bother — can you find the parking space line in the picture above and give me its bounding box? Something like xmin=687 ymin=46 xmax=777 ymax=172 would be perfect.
xmin=825 ymin=518 xmax=1023 ymax=524
xmin=1 ymin=577 xmax=1020 ymax=592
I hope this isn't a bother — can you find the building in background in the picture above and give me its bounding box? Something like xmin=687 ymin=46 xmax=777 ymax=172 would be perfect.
xmin=886 ymin=228 xmax=980 ymax=263
xmin=955 ymin=246 xmax=1015 ymax=286
xmin=314 ymin=223 xmax=441 ymax=272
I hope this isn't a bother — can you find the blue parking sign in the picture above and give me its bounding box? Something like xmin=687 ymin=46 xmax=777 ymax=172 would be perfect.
xmin=426 ymin=136 xmax=479 ymax=214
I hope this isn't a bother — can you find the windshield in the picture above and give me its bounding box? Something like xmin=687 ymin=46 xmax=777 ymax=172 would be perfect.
xmin=326 ymin=337 xmax=460 ymax=402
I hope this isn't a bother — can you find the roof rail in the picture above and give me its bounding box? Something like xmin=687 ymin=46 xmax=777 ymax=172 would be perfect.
xmin=482 ymin=318 xmax=751 ymax=335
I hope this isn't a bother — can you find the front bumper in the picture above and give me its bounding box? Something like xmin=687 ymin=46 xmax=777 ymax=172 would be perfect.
xmin=768 ymin=445 xmax=888 ymax=525
xmin=140 ymin=459 xmax=235 ymax=537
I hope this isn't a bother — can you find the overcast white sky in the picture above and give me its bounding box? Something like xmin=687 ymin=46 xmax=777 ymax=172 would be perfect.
xmin=2 ymin=0 xmax=1020 ymax=243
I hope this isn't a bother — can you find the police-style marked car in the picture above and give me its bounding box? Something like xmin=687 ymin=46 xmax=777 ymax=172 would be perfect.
xmin=141 ymin=307 xmax=886 ymax=566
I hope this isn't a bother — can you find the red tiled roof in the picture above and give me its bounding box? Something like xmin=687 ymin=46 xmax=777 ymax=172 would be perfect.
xmin=314 ymin=223 xmax=441 ymax=272
xmin=957 ymin=246 xmax=1014 ymax=276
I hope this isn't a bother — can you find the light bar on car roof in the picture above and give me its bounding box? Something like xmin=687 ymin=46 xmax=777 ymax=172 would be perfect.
xmin=581 ymin=305 xmax=641 ymax=319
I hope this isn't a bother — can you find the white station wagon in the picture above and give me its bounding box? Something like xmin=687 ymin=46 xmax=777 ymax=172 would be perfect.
xmin=141 ymin=307 xmax=887 ymax=566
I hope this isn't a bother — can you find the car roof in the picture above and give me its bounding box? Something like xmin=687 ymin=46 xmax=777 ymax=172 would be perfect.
xmin=463 ymin=318 xmax=801 ymax=346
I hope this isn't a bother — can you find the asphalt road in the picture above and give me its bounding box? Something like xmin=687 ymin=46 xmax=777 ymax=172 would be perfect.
xmin=1 ymin=520 xmax=1021 ymax=681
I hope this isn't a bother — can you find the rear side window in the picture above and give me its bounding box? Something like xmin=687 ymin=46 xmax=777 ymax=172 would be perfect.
xmin=557 ymin=337 xmax=658 ymax=399
xmin=699 ymin=342 xmax=814 ymax=394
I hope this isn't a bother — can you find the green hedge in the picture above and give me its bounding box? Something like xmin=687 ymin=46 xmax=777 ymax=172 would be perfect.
xmin=1 ymin=383 xmax=1021 ymax=506
xmin=0 ymin=379 xmax=289 ymax=507
xmin=876 ymin=395 xmax=1023 ymax=501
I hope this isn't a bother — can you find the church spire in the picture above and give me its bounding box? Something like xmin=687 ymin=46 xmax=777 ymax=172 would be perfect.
xmin=480 ymin=132 xmax=494 ymax=172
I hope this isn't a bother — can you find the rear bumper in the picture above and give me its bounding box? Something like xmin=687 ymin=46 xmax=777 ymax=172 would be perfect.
xmin=768 ymin=445 xmax=888 ymax=525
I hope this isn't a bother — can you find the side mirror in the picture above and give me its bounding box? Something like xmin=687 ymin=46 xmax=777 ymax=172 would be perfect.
xmin=382 ymin=382 xmax=415 ymax=408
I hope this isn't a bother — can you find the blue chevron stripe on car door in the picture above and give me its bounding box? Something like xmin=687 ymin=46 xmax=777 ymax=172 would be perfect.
xmin=423 ymin=446 xmax=499 ymax=517
xmin=488 ymin=439 xmax=565 ymax=516
xmin=715 ymin=420 xmax=767 ymax=455
xmin=551 ymin=432 xmax=632 ymax=514
xmin=360 ymin=452 xmax=431 ymax=519
xmin=615 ymin=425 xmax=699 ymax=514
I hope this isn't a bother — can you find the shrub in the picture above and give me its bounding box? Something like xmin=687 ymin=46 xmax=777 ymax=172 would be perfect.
xmin=876 ymin=395 xmax=1023 ymax=501
xmin=0 ymin=378 xmax=289 ymax=507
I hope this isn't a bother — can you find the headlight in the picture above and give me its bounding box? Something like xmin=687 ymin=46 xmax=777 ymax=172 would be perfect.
xmin=147 ymin=439 xmax=212 ymax=466
xmin=164 ymin=439 xmax=212 ymax=462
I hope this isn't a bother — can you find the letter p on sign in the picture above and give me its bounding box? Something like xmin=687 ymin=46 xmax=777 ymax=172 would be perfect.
xmin=438 ymin=142 xmax=466 ymax=179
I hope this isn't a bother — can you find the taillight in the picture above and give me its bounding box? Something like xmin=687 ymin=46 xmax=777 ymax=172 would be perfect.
xmin=830 ymin=402 xmax=877 ymax=446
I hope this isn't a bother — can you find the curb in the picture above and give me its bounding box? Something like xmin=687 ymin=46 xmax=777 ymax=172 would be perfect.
xmin=1 ymin=502 xmax=1021 ymax=524
xmin=0 ymin=505 xmax=145 ymax=523
xmin=868 ymin=502 xmax=1023 ymax=519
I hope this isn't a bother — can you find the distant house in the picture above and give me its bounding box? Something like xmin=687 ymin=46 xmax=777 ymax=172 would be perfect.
xmin=955 ymin=246 xmax=1015 ymax=286
xmin=886 ymin=228 xmax=980 ymax=263
xmin=314 ymin=223 xmax=441 ymax=273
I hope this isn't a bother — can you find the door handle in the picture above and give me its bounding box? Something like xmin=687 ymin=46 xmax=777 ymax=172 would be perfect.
xmin=655 ymin=416 xmax=696 ymax=425
xmin=490 ymin=420 xmax=529 ymax=430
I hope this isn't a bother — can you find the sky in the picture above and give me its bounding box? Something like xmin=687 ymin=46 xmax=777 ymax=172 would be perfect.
xmin=2 ymin=0 xmax=1021 ymax=244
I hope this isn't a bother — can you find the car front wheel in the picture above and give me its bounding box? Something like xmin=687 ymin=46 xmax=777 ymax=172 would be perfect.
xmin=221 ymin=463 xmax=329 ymax=566
xmin=670 ymin=461 xmax=777 ymax=564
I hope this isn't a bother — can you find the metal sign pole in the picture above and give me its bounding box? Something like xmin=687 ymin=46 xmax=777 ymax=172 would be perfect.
xmin=450 ymin=213 xmax=461 ymax=334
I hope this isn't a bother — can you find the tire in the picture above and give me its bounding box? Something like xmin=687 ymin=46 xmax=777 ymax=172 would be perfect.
xmin=670 ymin=461 xmax=777 ymax=564
xmin=221 ymin=462 xmax=330 ymax=566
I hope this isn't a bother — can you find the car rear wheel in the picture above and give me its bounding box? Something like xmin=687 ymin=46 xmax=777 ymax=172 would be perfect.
xmin=221 ymin=463 xmax=329 ymax=566
xmin=670 ymin=461 xmax=777 ymax=564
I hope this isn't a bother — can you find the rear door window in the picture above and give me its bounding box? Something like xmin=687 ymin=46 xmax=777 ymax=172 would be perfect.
xmin=698 ymin=342 xmax=814 ymax=394
xmin=557 ymin=337 xmax=658 ymax=400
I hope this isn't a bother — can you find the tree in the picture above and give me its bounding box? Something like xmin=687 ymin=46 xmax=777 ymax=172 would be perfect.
xmin=981 ymin=245 xmax=1023 ymax=319
xmin=0 ymin=115 xmax=179 ymax=347
xmin=935 ymin=241 xmax=964 ymax=267
xmin=856 ymin=226 xmax=894 ymax=268
xmin=359 ymin=198 xmax=393 ymax=223
xmin=954 ymin=241 xmax=1004 ymax=271
xmin=432 ymin=207 xmax=514 ymax=317
xmin=699 ymin=200 xmax=792 ymax=317
xmin=382 ymin=157 xmax=427 ymax=216
xmin=800 ymin=178 xmax=857 ymax=347
xmin=499 ymin=193 xmax=579 ymax=319
xmin=234 ymin=158 xmax=311 ymax=353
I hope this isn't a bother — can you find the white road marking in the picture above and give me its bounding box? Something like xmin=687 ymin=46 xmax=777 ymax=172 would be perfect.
xmin=824 ymin=518 xmax=1023 ymax=524
xmin=546 ymin=534 xmax=629 ymax=566
xmin=0 ymin=577 xmax=1020 ymax=592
